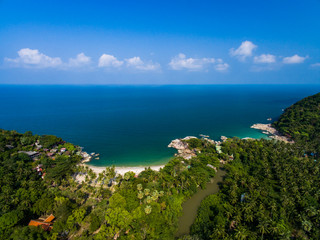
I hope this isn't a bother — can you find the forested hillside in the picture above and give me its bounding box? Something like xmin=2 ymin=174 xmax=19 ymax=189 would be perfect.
xmin=0 ymin=130 xmax=82 ymax=239
xmin=189 ymin=138 xmax=319 ymax=239
xmin=0 ymin=130 xmax=220 ymax=239
xmin=273 ymin=92 xmax=320 ymax=153
xmin=188 ymin=93 xmax=320 ymax=240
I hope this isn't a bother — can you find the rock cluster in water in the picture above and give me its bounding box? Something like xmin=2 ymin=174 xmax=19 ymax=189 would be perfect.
xmin=251 ymin=123 xmax=293 ymax=143
xmin=168 ymin=136 xmax=197 ymax=159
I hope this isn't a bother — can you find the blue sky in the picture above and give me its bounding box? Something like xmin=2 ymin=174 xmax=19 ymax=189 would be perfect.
xmin=1 ymin=0 xmax=320 ymax=84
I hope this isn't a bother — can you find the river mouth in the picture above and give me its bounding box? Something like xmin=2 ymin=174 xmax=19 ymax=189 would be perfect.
xmin=175 ymin=168 xmax=226 ymax=237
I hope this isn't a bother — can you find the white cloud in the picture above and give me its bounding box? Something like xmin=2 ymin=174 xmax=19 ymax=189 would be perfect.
xmin=68 ymin=53 xmax=91 ymax=67
xmin=126 ymin=56 xmax=144 ymax=66
xmin=98 ymin=54 xmax=123 ymax=68
xmin=169 ymin=53 xmax=220 ymax=71
xmin=98 ymin=54 xmax=160 ymax=71
xmin=214 ymin=63 xmax=229 ymax=71
xmin=310 ymin=63 xmax=320 ymax=68
xmin=4 ymin=48 xmax=62 ymax=68
xmin=169 ymin=54 xmax=229 ymax=72
xmin=230 ymin=41 xmax=257 ymax=61
xmin=254 ymin=54 xmax=276 ymax=63
xmin=283 ymin=54 xmax=307 ymax=64
xmin=125 ymin=56 xmax=160 ymax=71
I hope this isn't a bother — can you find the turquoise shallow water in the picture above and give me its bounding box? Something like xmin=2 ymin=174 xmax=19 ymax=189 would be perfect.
xmin=0 ymin=85 xmax=320 ymax=166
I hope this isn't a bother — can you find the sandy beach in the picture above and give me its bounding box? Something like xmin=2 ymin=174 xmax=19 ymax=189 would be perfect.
xmin=75 ymin=164 xmax=165 ymax=183
xmin=84 ymin=164 xmax=165 ymax=176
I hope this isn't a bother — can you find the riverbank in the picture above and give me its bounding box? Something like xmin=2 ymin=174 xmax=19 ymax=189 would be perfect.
xmin=176 ymin=168 xmax=226 ymax=237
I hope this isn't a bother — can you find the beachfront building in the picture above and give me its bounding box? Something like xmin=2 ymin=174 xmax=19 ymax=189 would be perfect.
xmin=28 ymin=214 xmax=55 ymax=231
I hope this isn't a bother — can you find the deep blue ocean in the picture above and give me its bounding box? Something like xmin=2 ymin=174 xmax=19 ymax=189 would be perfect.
xmin=1 ymin=85 xmax=319 ymax=166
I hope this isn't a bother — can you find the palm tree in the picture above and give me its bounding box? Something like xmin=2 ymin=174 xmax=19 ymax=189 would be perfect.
xmin=257 ymin=220 xmax=269 ymax=240
xmin=211 ymin=228 xmax=226 ymax=239
xmin=151 ymin=190 xmax=159 ymax=201
xmin=244 ymin=211 xmax=254 ymax=223
xmin=306 ymin=206 xmax=317 ymax=217
xmin=98 ymin=172 xmax=104 ymax=183
xmin=137 ymin=183 xmax=143 ymax=191
xmin=268 ymin=221 xmax=280 ymax=236
xmin=137 ymin=191 xmax=144 ymax=204
xmin=235 ymin=226 xmax=249 ymax=240
xmin=124 ymin=172 xmax=131 ymax=181
xmin=146 ymin=196 xmax=152 ymax=204
xmin=105 ymin=166 xmax=116 ymax=179
xmin=269 ymin=201 xmax=277 ymax=218
xmin=302 ymin=219 xmax=312 ymax=232
xmin=144 ymin=188 xmax=150 ymax=196
xmin=145 ymin=205 xmax=152 ymax=215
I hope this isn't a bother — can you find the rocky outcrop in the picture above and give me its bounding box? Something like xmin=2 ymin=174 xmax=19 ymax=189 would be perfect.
xmin=220 ymin=136 xmax=228 ymax=142
xmin=203 ymin=138 xmax=215 ymax=144
xmin=80 ymin=151 xmax=92 ymax=163
xmin=251 ymin=123 xmax=293 ymax=143
xmin=168 ymin=136 xmax=197 ymax=159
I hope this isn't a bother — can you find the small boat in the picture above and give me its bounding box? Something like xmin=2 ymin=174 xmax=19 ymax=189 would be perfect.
xmin=95 ymin=153 xmax=100 ymax=156
xmin=199 ymin=134 xmax=209 ymax=138
xmin=90 ymin=152 xmax=95 ymax=156
xmin=95 ymin=157 xmax=100 ymax=160
xmin=267 ymin=118 xmax=272 ymax=121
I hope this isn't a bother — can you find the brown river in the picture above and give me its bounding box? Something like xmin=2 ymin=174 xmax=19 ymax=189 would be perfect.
xmin=175 ymin=168 xmax=226 ymax=237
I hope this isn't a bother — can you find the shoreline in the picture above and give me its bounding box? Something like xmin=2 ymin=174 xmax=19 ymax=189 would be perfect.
xmin=82 ymin=163 xmax=165 ymax=176
xmin=250 ymin=123 xmax=293 ymax=143
xmin=78 ymin=123 xmax=290 ymax=178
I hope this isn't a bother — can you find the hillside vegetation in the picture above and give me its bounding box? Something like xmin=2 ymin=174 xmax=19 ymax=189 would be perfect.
xmin=0 ymin=130 xmax=220 ymax=239
xmin=189 ymin=138 xmax=320 ymax=239
xmin=188 ymin=92 xmax=320 ymax=240
xmin=273 ymin=92 xmax=320 ymax=153
xmin=1 ymin=92 xmax=320 ymax=239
